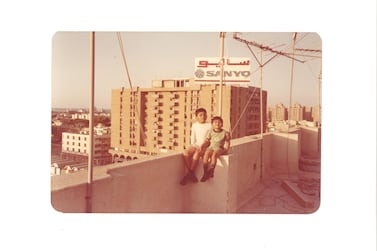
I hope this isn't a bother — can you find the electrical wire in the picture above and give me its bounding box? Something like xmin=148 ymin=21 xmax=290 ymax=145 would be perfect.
xmin=116 ymin=32 xmax=133 ymax=90
xmin=116 ymin=32 xmax=147 ymax=150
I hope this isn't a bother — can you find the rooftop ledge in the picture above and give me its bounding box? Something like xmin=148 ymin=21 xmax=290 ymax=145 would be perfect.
xmin=51 ymin=129 xmax=321 ymax=213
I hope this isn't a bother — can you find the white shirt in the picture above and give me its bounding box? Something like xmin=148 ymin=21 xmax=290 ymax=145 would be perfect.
xmin=191 ymin=122 xmax=212 ymax=147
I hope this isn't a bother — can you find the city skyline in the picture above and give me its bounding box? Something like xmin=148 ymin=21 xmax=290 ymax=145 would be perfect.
xmin=52 ymin=32 xmax=322 ymax=109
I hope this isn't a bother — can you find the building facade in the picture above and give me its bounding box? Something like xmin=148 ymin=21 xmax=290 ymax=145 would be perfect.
xmin=269 ymin=103 xmax=288 ymax=122
xmin=268 ymin=103 xmax=322 ymax=125
xmin=109 ymin=78 xmax=267 ymax=161
xmin=289 ymin=103 xmax=304 ymax=121
xmin=61 ymin=126 xmax=112 ymax=165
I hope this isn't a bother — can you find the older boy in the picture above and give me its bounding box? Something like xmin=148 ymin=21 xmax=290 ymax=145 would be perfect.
xmin=180 ymin=108 xmax=212 ymax=185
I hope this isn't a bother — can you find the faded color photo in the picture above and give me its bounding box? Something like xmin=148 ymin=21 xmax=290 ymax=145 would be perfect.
xmin=51 ymin=32 xmax=322 ymax=213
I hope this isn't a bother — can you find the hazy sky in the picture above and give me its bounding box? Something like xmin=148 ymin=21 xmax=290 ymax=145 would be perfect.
xmin=52 ymin=32 xmax=321 ymax=109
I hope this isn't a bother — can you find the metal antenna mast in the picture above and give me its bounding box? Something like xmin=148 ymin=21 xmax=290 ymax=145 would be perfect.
xmin=86 ymin=31 xmax=95 ymax=213
xmin=232 ymin=32 xmax=322 ymax=179
xmin=233 ymin=33 xmax=306 ymax=63
xmin=218 ymin=32 xmax=225 ymax=117
xmin=232 ymin=32 xmax=319 ymax=180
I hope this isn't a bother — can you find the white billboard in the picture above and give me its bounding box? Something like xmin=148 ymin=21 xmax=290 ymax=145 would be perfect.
xmin=194 ymin=57 xmax=251 ymax=83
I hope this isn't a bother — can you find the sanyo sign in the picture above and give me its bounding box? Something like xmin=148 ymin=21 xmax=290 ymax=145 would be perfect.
xmin=194 ymin=57 xmax=251 ymax=83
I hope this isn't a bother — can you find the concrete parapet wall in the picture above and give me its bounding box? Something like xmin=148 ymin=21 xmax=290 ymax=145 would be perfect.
xmin=270 ymin=131 xmax=300 ymax=175
xmin=300 ymin=126 xmax=321 ymax=156
xmin=106 ymin=153 xmax=185 ymax=213
xmin=51 ymin=132 xmax=302 ymax=213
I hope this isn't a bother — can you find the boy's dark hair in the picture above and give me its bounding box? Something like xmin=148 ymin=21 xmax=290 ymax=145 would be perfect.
xmin=211 ymin=116 xmax=223 ymax=124
xmin=195 ymin=108 xmax=207 ymax=116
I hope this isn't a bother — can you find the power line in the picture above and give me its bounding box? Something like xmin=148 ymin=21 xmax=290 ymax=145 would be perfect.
xmin=116 ymin=32 xmax=134 ymax=90
xmin=116 ymin=32 xmax=147 ymax=153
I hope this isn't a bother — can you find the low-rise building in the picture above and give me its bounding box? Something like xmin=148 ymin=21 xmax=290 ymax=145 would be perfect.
xmin=61 ymin=125 xmax=112 ymax=165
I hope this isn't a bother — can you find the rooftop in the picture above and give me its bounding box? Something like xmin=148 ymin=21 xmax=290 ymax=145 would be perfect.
xmin=51 ymin=128 xmax=321 ymax=213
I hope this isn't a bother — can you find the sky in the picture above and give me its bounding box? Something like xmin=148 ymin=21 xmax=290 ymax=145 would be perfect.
xmin=52 ymin=32 xmax=322 ymax=109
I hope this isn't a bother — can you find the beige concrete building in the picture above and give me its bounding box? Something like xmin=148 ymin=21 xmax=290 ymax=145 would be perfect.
xmin=109 ymin=78 xmax=267 ymax=161
xmin=269 ymin=103 xmax=321 ymax=126
xmin=269 ymin=103 xmax=288 ymax=122
xmin=289 ymin=103 xmax=304 ymax=121
xmin=61 ymin=126 xmax=112 ymax=165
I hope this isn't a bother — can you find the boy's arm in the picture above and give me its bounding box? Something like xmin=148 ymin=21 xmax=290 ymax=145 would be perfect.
xmin=190 ymin=125 xmax=196 ymax=145
xmin=200 ymin=138 xmax=210 ymax=151
xmin=199 ymin=131 xmax=211 ymax=151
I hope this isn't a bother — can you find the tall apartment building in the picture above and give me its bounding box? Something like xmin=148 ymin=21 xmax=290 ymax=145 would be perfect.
xmin=269 ymin=103 xmax=288 ymax=122
xmin=61 ymin=126 xmax=112 ymax=165
xmin=109 ymin=79 xmax=267 ymax=161
xmin=289 ymin=103 xmax=304 ymax=121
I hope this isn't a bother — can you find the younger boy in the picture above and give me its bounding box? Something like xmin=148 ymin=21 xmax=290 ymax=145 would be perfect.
xmin=180 ymin=108 xmax=212 ymax=185
xmin=200 ymin=116 xmax=231 ymax=182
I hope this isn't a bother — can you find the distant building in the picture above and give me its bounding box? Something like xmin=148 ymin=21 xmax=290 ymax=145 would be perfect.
xmin=72 ymin=113 xmax=90 ymax=120
xmin=269 ymin=103 xmax=288 ymax=122
xmin=289 ymin=103 xmax=304 ymax=121
xmin=109 ymin=78 xmax=267 ymax=161
xmin=152 ymin=79 xmax=190 ymax=88
xmin=51 ymin=123 xmax=71 ymax=143
xmin=267 ymin=102 xmax=322 ymax=132
xmin=312 ymin=105 xmax=321 ymax=125
xmin=71 ymin=111 xmax=111 ymax=120
xmin=80 ymin=123 xmax=111 ymax=136
xmin=268 ymin=103 xmax=321 ymax=124
xmin=61 ymin=125 xmax=112 ymax=165
xmin=303 ymin=106 xmax=312 ymax=121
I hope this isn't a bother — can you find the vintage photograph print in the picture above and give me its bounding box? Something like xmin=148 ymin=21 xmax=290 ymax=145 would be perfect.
xmin=51 ymin=32 xmax=322 ymax=213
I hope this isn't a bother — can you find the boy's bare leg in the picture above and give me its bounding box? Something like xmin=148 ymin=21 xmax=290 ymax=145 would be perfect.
xmin=208 ymin=149 xmax=226 ymax=178
xmin=183 ymin=150 xmax=192 ymax=170
xmin=190 ymin=150 xmax=200 ymax=170
xmin=180 ymin=147 xmax=198 ymax=185
xmin=200 ymin=150 xmax=212 ymax=182
xmin=187 ymin=150 xmax=201 ymax=182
